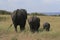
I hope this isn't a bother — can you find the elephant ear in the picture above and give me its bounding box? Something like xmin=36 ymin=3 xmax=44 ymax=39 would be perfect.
xmin=12 ymin=9 xmax=19 ymax=16
xmin=11 ymin=9 xmax=19 ymax=21
xmin=11 ymin=10 xmax=16 ymax=19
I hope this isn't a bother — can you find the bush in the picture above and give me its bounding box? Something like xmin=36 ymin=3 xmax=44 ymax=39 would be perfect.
xmin=0 ymin=10 xmax=11 ymax=15
xmin=30 ymin=12 xmax=47 ymax=16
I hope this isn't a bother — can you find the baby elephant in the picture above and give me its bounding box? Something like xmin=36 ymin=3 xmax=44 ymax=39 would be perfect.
xmin=43 ymin=22 xmax=50 ymax=31
xmin=28 ymin=16 xmax=40 ymax=32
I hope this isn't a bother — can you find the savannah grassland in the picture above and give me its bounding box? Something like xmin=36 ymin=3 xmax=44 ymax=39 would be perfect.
xmin=0 ymin=15 xmax=60 ymax=40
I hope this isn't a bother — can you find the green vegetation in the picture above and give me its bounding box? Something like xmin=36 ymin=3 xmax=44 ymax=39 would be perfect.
xmin=0 ymin=10 xmax=11 ymax=15
xmin=0 ymin=10 xmax=60 ymax=16
xmin=29 ymin=12 xmax=47 ymax=16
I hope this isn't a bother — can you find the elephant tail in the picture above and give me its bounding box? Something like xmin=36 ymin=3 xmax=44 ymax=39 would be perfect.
xmin=7 ymin=24 xmax=13 ymax=32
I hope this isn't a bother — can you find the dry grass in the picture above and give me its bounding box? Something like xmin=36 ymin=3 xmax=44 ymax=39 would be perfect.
xmin=0 ymin=15 xmax=60 ymax=40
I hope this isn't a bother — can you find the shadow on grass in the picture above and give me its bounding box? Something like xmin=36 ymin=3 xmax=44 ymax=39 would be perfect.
xmin=29 ymin=28 xmax=44 ymax=33
xmin=38 ymin=28 xmax=44 ymax=32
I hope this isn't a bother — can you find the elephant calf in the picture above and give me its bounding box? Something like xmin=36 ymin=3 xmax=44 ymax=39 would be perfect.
xmin=28 ymin=16 xmax=40 ymax=32
xmin=43 ymin=22 xmax=50 ymax=31
xmin=11 ymin=9 xmax=27 ymax=32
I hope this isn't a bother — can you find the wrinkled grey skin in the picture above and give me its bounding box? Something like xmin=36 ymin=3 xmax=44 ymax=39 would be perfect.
xmin=28 ymin=16 xmax=40 ymax=32
xmin=11 ymin=9 xmax=27 ymax=32
xmin=43 ymin=22 xmax=50 ymax=31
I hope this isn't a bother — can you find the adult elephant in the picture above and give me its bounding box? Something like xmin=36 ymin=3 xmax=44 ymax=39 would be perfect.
xmin=43 ymin=22 xmax=50 ymax=31
xmin=28 ymin=16 xmax=40 ymax=32
xmin=11 ymin=9 xmax=27 ymax=32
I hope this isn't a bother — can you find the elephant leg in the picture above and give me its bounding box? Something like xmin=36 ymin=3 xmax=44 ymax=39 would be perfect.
xmin=29 ymin=24 xmax=32 ymax=31
xmin=35 ymin=26 xmax=39 ymax=31
xmin=46 ymin=27 xmax=50 ymax=31
xmin=29 ymin=24 xmax=34 ymax=32
xmin=14 ymin=24 xmax=17 ymax=32
xmin=36 ymin=23 xmax=40 ymax=31
xmin=43 ymin=26 xmax=46 ymax=29
xmin=20 ymin=21 xmax=26 ymax=31
xmin=31 ymin=26 xmax=35 ymax=32
xmin=20 ymin=24 xmax=25 ymax=31
xmin=46 ymin=28 xmax=49 ymax=31
xmin=30 ymin=26 xmax=33 ymax=32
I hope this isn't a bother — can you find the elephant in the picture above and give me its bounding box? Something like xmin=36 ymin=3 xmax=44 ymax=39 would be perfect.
xmin=28 ymin=16 xmax=40 ymax=32
xmin=43 ymin=22 xmax=50 ymax=31
xmin=11 ymin=9 xmax=27 ymax=32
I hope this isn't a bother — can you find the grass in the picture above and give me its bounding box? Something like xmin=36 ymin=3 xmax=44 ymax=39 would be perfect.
xmin=0 ymin=15 xmax=60 ymax=40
